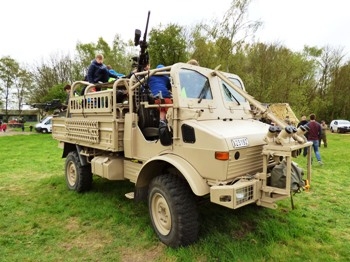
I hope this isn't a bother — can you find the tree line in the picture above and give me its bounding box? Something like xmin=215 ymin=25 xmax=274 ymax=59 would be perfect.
xmin=1 ymin=0 xmax=349 ymax=123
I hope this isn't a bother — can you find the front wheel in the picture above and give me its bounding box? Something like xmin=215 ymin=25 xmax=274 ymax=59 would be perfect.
xmin=65 ymin=151 xmax=92 ymax=192
xmin=148 ymin=175 xmax=199 ymax=248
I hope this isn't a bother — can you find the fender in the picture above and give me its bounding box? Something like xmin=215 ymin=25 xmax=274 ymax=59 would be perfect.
xmin=137 ymin=154 xmax=210 ymax=196
xmin=62 ymin=143 xmax=88 ymax=166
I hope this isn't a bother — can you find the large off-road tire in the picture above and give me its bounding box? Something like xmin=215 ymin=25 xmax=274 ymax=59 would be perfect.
xmin=148 ymin=175 xmax=199 ymax=248
xmin=65 ymin=151 xmax=92 ymax=192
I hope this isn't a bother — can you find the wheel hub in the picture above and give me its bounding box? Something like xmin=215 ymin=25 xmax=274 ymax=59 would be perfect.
xmin=152 ymin=193 xmax=171 ymax=235
xmin=67 ymin=162 xmax=77 ymax=186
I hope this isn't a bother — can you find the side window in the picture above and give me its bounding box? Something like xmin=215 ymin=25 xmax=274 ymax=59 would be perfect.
xmin=179 ymin=69 xmax=212 ymax=99
xmin=221 ymin=78 xmax=246 ymax=103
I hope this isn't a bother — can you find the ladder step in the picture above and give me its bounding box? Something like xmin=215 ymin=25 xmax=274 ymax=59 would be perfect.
xmin=125 ymin=192 xmax=134 ymax=199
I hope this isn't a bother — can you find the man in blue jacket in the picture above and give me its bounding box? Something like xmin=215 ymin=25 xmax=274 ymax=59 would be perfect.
xmin=148 ymin=64 xmax=172 ymax=120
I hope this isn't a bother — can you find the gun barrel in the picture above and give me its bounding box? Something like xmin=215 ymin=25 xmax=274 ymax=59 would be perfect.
xmin=31 ymin=99 xmax=63 ymax=112
xmin=136 ymin=11 xmax=151 ymax=72
xmin=143 ymin=11 xmax=150 ymax=40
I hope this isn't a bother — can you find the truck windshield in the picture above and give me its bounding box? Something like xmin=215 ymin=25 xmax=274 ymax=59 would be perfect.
xmin=221 ymin=78 xmax=246 ymax=103
xmin=179 ymin=69 xmax=212 ymax=100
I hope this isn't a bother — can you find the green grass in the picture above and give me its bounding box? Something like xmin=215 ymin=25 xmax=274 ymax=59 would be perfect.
xmin=0 ymin=133 xmax=349 ymax=261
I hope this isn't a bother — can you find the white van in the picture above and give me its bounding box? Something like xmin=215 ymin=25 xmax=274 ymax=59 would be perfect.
xmin=35 ymin=115 xmax=53 ymax=133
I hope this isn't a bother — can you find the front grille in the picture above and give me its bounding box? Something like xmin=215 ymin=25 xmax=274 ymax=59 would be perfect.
xmin=227 ymin=145 xmax=263 ymax=179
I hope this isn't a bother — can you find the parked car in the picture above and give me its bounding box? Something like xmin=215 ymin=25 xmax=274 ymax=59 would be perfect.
xmin=35 ymin=115 xmax=53 ymax=133
xmin=329 ymin=119 xmax=350 ymax=133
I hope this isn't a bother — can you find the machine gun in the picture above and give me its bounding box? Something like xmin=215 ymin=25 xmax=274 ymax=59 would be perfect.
xmin=134 ymin=11 xmax=151 ymax=73
xmin=131 ymin=11 xmax=154 ymax=113
xmin=31 ymin=99 xmax=64 ymax=112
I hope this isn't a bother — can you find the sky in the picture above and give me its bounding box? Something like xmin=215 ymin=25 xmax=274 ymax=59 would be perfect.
xmin=1 ymin=0 xmax=350 ymax=65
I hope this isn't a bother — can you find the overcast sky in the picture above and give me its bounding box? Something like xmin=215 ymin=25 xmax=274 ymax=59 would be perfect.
xmin=1 ymin=0 xmax=349 ymax=65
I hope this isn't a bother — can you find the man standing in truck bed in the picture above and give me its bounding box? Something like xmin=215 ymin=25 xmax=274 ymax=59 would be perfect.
xmin=87 ymin=54 xmax=119 ymax=85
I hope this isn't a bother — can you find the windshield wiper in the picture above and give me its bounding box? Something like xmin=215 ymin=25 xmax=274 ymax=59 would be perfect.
xmin=197 ymin=80 xmax=210 ymax=103
xmin=223 ymin=84 xmax=240 ymax=105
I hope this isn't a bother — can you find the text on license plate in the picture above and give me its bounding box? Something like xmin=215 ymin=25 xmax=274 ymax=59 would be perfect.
xmin=232 ymin=137 xmax=249 ymax=148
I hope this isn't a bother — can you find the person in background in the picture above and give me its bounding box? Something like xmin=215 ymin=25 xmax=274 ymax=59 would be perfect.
xmin=306 ymin=113 xmax=323 ymax=165
xmin=297 ymin=115 xmax=309 ymax=156
xmin=319 ymin=120 xmax=328 ymax=148
xmin=61 ymin=84 xmax=72 ymax=110
xmin=64 ymin=84 xmax=71 ymax=105
xmin=284 ymin=115 xmax=291 ymax=125
xmin=1 ymin=122 xmax=7 ymax=132
xmin=297 ymin=115 xmax=308 ymax=126
xmin=148 ymin=64 xmax=172 ymax=120
xmin=187 ymin=59 xmax=199 ymax=66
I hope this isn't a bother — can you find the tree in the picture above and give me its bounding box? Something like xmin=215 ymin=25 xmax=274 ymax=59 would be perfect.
xmin=110 ymin=34 xmax=134 ymax=75
xmin=217 ymin=0 xmax=262 ymax=45
xmin=316 ymin=46 xmax=345 ymax=98
xmin=188 ymin=26 xmax=218 ymax=68
xmin=29 ymin=53 xmax=83 ymax=104
xmin=148 ymin=24 xmax=188 ymax=66
xmin=75 ymin=41 xmax=97 ymax=74
xmin=35 ymin=84 xmax=67 ymax=119
xmin=302 ymin=45 xmax=346 ymax=121
xmin=14 ymin=68 xmax=33 ymax=115
xmin=0 ymin=56 xmax=20 ymax=120
xmin=326 ymin=61 xmax=350 ymax=120
xmin=240 ymin=42 xmax=317 ymax=118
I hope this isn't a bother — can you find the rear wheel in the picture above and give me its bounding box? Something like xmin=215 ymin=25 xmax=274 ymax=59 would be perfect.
xmin=148 ymin=175 xmax=199 ymax=247
xmin=65 ymin=151 xmax=92 ymax=192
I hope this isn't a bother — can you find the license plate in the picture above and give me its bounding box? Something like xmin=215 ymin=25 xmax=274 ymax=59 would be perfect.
xmin=232 ymin=137 xmax=249 ymax=148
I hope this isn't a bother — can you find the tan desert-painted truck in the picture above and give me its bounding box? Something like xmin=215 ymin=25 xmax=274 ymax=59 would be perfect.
xmin=52 ymin=12 xmax=312 ymax=247
xmin=52 ymin=61 xmax=312 ymax=247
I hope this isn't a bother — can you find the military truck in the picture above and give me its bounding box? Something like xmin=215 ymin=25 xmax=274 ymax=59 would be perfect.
xmin=51 ymin=15 xmax=312 ymax=248
xmin=52 ymin=63 xmax=312 ymax=247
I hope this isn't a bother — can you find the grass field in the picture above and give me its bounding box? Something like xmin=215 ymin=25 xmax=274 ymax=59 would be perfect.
xmin=0 ymin=132 xmax=349 ymax=261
